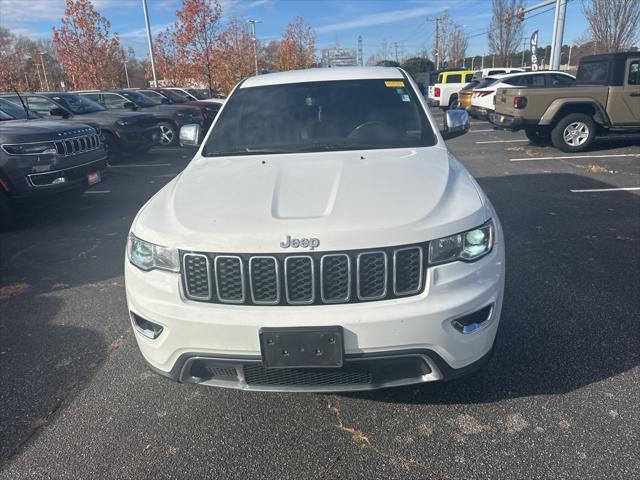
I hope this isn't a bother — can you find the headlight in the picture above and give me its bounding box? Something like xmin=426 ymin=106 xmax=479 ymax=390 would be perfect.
xmin=116 ymin=120 xmax=131 ymax=126
xmin=127 ymin=234 xmax=180 ymax=272
xmin=175 ymin=112 xmax=186 ymax=117
xmin=429 ymin=220 xmax=494 ymax=265
xmin=2 ymin=142 xmax=57 ymax=155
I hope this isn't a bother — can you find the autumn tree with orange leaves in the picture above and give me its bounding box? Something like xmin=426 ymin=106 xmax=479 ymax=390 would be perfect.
xmin=215 ymin=18 xmax=255 ymax=94
xmin=276 ymin=17 xmax=316 ymax=71
xmin=52 ymin=0 xmax=123 ymax=89
xmin=174 ymin=0 xmax=222 ymax=96
xmin=152 ymin=28 xmax=190 ymax=87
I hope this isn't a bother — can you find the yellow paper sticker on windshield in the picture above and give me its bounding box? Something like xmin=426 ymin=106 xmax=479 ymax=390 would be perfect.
xmin=385 ymin=80 xmax=405 ymax=87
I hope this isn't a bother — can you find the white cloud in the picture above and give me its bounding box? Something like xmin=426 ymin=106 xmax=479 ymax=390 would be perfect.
xmin=316 ymin=5 xmax=450 ymax=34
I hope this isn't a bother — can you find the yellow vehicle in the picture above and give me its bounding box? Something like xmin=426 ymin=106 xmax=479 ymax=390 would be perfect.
xmin=427 ymin=70 xmax=475 ymax=108
xmin=458 ymin=80 xmax=480 ymax=109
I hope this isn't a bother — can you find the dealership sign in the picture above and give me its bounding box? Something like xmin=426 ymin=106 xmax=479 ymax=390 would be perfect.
xmin=530 ymin=30 xmax=539 ymax=71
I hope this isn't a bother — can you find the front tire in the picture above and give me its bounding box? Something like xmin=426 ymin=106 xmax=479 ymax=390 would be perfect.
xmin=158 ymin=122 xmax=177 ymax=146
xmin=102 ymin=132 xmax=123 ymax=163
xmin=551 ymin=113 xmax=596 ymax=153
xmin=448 ymin=95 xmax=459 ymax=110
xmin=524 ymin=126 xmax=551 ymax=146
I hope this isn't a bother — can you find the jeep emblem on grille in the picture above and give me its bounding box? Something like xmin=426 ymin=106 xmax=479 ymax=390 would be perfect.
xmin=280 ymin=235 xmax=320 ymax=250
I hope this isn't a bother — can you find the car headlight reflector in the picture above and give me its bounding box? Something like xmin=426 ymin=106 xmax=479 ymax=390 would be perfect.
xmin=429 ymin=221 xmax=494 ymax=264
xmin=2 ymin=142 xmax=57 ymax=155
xmin=127 ymin=234 xmax=180 ymax=272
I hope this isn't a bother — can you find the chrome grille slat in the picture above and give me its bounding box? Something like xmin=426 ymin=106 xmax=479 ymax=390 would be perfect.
xmin=320 ymin=254 xmax=351 ymax=303
xmin=183 ymin=254 xmax=211 ymax=300
xmin=182 ymin=244 xmax=427 ymax=306
xmin=284 ymin=256 xmax=314 ymax=304
xmin=356 ymin=251 xmax=388 ymax=300
xmin=214 ymin=256 xmax=245 ymax=304
xmin=249 ymin=256 xmax=280 ymax=305
xmin=393 ymin=247 xmax=424 ymax=296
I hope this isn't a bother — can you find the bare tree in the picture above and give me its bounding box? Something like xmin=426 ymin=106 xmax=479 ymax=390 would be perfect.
xmin=487 ymin=0 xmax=522 ymax=67
xmin=449 ymin=24 xmax=469 ymax=67
xmin=582 ymin=0 xmax=640 ymax=52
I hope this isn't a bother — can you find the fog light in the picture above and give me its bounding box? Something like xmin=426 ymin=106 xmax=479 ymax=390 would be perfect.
xmin=130 ymin=312 xmax=164 ymax=339
xmin=451 ymin=304 xmax=494 ymax=334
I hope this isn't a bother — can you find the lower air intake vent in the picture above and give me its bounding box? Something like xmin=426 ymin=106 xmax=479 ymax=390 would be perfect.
xmin=243 ymin=364 xmax=372 ymax=386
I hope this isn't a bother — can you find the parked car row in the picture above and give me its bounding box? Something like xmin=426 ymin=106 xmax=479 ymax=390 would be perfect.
xmin=0 ymin=96 xmax=108 ymax=228
xmin=0 ymin=86 xmax=225 ymax=229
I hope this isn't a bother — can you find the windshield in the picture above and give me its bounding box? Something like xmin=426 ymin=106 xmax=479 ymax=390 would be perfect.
xmin=163 ymin=89 xmax=190 ymax=102
xmin=140 ymin=90 xmax=166 ymax=101
xmin=187 ymin=88 xmax=209 ymax=100
xmin=474 ymin=78 xmax=499 ymax=89
xmin=0 ymin=98 xmax=30 ymax=120
xmin=51 ymin=94 xmax=105 ymax=114
xmin=203 ymin=79 xmax=437 ymax=157
xmin=120 ymin=91 xmax=159 ymax=107
xmin=461 ymin=80 xmax=479 ymax=91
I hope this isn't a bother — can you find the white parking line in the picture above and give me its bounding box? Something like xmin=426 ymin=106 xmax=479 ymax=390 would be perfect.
xmin=510 ymin=153 xmax=640 ymax=162
xmin=110 ymin=164 xmax=172 ymax=168
xmin=570 ymin=187 xmax=640 ymax=193
xmin=84 ymin=190 xmax=111 ymax=194
xmin=476 ymin=139 xmax=528 ymax=144
xmin=470 ymin=129 xmax=496 ymax=132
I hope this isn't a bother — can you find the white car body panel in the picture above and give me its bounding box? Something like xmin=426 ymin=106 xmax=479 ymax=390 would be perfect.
xmin=126 ymin=67 xmax=505 ymax=391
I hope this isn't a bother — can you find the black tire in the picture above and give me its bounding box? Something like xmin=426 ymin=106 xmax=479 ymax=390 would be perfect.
xmin=0 ymin=190 xmax=14 ymax=231
xmin=550 ymin=113 xmax=596 ymax=153
xmin=102 ymin=132 xmax=123 ymax=163
xmin=157 ymin=122 xmax=177 ymax=146
xmin=524 ymin=126 xmax=551 ymax=146
xmin=448 ymin=95 xmax=459 ymax=109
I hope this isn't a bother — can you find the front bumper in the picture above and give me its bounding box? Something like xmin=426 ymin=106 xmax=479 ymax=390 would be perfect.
xmin=125 ymin=230 xmax=505 ymax=392
xmin=6 ymin=156 xmax=108 ymax=200
xmin=468 ymin=105 xmax=492 ymax=119
xmin=488 ymin=112 xmax=524 ymax=130
xmin=427 ymin=97 xmax=441 ymax=107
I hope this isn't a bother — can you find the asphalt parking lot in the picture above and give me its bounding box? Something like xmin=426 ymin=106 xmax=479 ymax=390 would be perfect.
xmin=1 ymin=112 xmax=639 ymax=479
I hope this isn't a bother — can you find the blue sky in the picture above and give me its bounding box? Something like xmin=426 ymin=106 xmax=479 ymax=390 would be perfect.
xmin=0 ymin=0 xmax=590 ymax=60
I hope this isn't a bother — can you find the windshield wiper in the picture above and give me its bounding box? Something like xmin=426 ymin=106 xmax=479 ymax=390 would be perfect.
xmin=204 ymin=147 xmax=295 ymax=157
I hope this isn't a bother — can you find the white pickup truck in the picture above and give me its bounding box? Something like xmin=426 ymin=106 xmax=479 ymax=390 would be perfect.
xmin=125 ymin=67 xmax=505 ymax=392
xmin=427 ymin=70 xmax=475 ymax=109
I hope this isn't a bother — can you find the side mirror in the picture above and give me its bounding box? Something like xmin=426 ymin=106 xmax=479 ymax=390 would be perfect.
xmin=179 ymin=124 xmax=201 ymax=147
xmin=123 ymin=101 xmax=137 ymax=110
xmin=49 ymin=107 xmax=69 ymax=118
xmin=440 ymin=109 xmax=470 ymax=140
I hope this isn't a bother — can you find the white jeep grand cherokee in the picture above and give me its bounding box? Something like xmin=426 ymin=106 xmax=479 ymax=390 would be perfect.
xmin=125 ymin=67 xmax=505 ymax=392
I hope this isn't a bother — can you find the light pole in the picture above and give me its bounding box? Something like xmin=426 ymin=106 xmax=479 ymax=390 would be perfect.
xmin=39 ymin=52 xmax=50 ymax=91
xmin=248 ymin=19 xmax=261 ymax=76
xmin=123 ymin=51 xmax=131 ymax=88
xmin=142 ymin=0 xmax=158 ymax=87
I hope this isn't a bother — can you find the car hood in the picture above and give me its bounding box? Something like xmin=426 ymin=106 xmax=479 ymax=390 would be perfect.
xmin=0 ymin=120 xmax=96 ymax=143
xmin=134 ymin=147 xmax=487 ymax=253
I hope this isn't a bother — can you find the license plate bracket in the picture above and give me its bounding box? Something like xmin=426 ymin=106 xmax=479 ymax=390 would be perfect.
xmin=259 ymin=326 xmax=344 ymax=369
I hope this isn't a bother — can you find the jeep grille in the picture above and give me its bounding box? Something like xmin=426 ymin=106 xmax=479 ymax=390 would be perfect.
xmin=181 ymin=244 xmax=426 ymax=306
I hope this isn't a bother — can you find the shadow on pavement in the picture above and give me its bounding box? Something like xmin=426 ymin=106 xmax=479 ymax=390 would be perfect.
xmin=345 ymin=173 xmax=640 ymax=404
xmin=0 ymin=294 xmax=106 ymax=464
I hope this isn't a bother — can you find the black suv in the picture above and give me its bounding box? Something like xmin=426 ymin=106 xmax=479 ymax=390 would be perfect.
xmin=77 ymin=90 xmax=203 ymax=146
xmin=0 ymin=98 xmax=107 ymax=229
xmin=0 ymin=92 xmax=159 ymax=160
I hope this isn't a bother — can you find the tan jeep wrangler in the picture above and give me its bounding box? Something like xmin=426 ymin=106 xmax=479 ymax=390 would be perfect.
xmin=490 ymin=52 xmax=640 ymax=152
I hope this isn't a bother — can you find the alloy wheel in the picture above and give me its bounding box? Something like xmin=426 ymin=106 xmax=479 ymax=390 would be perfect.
xmin=562 ymin=121 xmax=589 ymax=147
xmin=159 ymin=125 xmax=175 ymax=145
